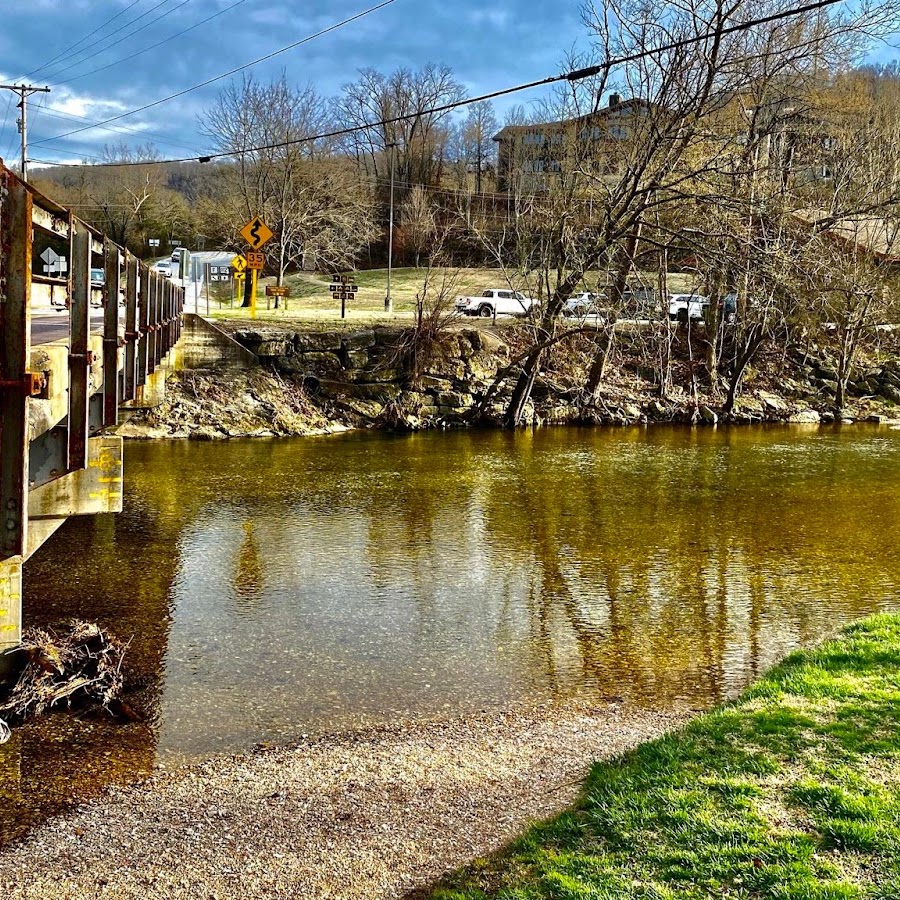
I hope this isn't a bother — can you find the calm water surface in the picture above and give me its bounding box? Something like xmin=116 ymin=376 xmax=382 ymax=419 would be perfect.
xmin=2 ymin=424 xmax=900 ymax=842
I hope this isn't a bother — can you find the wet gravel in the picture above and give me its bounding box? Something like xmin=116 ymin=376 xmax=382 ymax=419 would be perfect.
xmin=0 ymin=701 xmax=688 ymax=899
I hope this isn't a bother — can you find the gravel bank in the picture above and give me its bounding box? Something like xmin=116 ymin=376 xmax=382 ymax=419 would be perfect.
xmin=0 ymin=702 xmax=688 ymax=899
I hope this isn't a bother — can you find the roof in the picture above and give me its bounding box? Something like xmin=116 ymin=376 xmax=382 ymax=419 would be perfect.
xmin=794 ymin=208 xmax=900 ymax=262
xmin=493 ymin=99 xmax=652 ymax=143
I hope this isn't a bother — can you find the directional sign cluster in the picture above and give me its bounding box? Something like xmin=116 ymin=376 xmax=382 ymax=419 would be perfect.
xmin=330 ymin=274 xmax=359 ymax=301
xmin=40 ymin=247 xmax=67 ymax=276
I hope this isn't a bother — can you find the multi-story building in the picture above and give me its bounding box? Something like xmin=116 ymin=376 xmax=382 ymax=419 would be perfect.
xmin=492 ymin=94 xmax=651 ymax=193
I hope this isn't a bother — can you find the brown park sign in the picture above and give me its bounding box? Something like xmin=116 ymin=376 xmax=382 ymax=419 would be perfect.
xmin=266 ymin=285 xmax=291 ymax=297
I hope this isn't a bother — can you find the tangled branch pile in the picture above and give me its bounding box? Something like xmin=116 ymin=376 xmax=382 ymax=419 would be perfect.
xmin=0 ymin=621 xmax=129 ymax=741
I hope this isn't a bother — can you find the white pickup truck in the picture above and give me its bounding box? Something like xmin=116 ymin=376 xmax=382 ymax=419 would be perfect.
xmin=455 ymin=288 xmax=537 ymax=318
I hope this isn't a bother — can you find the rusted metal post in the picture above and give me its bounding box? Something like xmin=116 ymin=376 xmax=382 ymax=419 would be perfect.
xmin=124 ymin=253 xmax=139 ymax=402
xmin=68 ymin=221 xmax=91 ymax=469
xmin=0 ymin=169 xmax=33 ymax=559
xmin=102 ymin=238 xmax=120 ymax=427
xmin=138 ymin=264 xmax=150 ymax=388
xmin=147 ymin=273 xmax=158 ymax=375
xmin=0 ymin=168 xmax=32 ymax=656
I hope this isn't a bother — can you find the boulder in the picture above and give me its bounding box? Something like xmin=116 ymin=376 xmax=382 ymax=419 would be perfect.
xmin=295 ymin=331 xmax=342 ymax=352
xmin=277 ymin=351 xmax=342 ymax=376
xmin=881 ymin=383 xmax=900 ymax=405
xmin=758 ymin=391 xmax=787 ymax=412
xmin=342 ymin=350 xmax=369 ymax=369
xmin=435 ymin=391 xmax=474 ymax=409
xmin=787 ymin=408 xmax=821 ymax=424
xmin=342 ymin=329 xmax=376 ymax=351
xmin=698 ymin=405 xmax=718 ymax=425
xmin=254 ymin=339 xmax=292 ymax=357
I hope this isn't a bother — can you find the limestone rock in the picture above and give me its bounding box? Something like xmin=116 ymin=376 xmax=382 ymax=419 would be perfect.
xmin=787 ymin=408 xmax=820 ymax=424
xmin=698 ymin=405 xmax=718 ymax=425
xmin=342 ymin=330 xmax=376 ymax=351
xmin=343 ymin=350 xmax=369 ymax=369
xmin=296 ymin=331 xmax=342 ymax=352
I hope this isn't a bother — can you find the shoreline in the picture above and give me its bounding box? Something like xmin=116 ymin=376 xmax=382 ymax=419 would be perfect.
xmin=0 ymin=699 xmax=689 ymax=899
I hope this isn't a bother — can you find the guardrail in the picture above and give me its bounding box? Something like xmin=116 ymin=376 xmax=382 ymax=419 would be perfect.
xmin=0 ymin=161 xmax=184 ymax=658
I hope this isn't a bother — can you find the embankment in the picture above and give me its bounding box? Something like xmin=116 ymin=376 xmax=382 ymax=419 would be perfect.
xmin=121 ymin=320 xmax=900 ymax=438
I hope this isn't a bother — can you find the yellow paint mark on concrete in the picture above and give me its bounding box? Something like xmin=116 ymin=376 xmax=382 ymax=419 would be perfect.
xmin=0 ymin=625 xmax=17 ymax=633
xmin=98 ymin=477 xmax=122 ymax=484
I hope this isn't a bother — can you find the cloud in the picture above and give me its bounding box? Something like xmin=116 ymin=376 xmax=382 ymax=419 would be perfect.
xmin=466 ymin=7 xmax=511 ymax=28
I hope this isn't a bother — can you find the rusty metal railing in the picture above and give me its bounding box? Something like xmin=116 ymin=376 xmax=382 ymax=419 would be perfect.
xmin=0 ymin=161 xmax=184 ymax=654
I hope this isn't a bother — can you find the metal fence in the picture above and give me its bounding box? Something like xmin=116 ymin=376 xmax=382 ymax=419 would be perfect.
xmin=0 ymin=161 xmax=184 ymax=652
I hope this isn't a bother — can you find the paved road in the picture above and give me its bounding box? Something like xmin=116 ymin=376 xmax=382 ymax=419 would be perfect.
xmin=31 ymin=311 xmax=104 ymax=346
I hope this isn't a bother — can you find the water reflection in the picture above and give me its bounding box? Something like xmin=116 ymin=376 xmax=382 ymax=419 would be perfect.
xmin=2 ymin=424 xmax=900 ymax=843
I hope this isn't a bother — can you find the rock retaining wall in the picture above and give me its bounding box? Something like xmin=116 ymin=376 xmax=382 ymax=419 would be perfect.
xmin=233 ymin=326 xmax=510 ymax=428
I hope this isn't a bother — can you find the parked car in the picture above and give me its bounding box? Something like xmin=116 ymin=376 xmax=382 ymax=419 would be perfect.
xmin=668 ymin=293 xmax=709 ymax=322
xmin=720 ymin=292 xmax=737 ymax=323
xmin=563 ymin=291 xmax=602 ymax=317
xmin=455 ymin=288 xmax=537 ymax=318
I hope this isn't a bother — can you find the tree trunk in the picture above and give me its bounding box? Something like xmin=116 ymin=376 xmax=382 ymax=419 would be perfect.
xmin=503 ymin=347 xmax=542 ymax=428
xmin=657 ymin=248 xmax=671 ymax=398
xmin=584 ymin=321 xmax=617 ymax=398
xmin=585 ymin=226 xmax=640 ymax=400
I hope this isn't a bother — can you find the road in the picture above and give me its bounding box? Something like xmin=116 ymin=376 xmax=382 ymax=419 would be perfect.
xmin=31 ymin=309 xmax=105 ymax=346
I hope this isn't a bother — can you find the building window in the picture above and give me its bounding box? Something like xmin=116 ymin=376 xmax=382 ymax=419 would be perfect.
xmin=609 ymin=124 xmax=627 ymax=140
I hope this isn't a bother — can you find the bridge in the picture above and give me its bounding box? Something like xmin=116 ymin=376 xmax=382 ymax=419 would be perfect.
xmin=0 ymin=162 xmax=184 ymax=663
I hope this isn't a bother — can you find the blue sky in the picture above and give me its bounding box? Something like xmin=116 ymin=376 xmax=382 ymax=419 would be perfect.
xmin=0 ymin=0 xmax=590 ymax=166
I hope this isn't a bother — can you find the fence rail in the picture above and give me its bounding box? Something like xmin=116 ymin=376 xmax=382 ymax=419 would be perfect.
xmin=0 ymin=161 xmax=184 ymax=657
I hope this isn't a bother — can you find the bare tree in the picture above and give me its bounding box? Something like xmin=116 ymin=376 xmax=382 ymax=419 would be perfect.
xmin=462 ymin=101 xmax=499 ymax=194
xmin=199 ymin=74 xmax=375 ymax=283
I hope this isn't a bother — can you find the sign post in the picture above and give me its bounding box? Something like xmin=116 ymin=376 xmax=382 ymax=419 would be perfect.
xmin=239 ymin=218 xmax=273 ymax=320
xmin=329 ymin=274 xmax=359 ymax=320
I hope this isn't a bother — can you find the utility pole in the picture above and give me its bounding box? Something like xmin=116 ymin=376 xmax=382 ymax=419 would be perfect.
xmin=0 ymin=84 xmax=50 ymax=182
xmin=384 ymin=141 xmax=397 ymax=314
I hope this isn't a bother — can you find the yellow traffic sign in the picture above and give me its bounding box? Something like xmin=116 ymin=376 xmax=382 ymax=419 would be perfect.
xmin=246 ymin=251 xmax=265 ymax=270
xmin=240 ymin=216 xmax=274 ymax=250
xmin=231 ymin=255 xmax=247 ymax=273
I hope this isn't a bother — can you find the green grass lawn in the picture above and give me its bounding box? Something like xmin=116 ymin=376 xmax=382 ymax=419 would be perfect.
xmin=205 ymin=267 xmax=699 ymax=324
xmin=433 ymin=614 xmax=900 ymax=900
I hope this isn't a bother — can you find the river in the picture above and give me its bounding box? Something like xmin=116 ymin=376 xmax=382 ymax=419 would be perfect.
xmin=2 ymin=424 xmax=899 ymax=844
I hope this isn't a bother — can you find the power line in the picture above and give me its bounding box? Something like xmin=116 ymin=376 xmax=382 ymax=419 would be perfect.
xmin=40 ymin=0 xmax=189 ymax=85
xmin=34 ymin=0 xmax=399 ymax=145
xmin=35 ymin=107 xmax=208 ymax=155
xmin=52 ymin=0 xmax=251 ymax=88
xmin=37 ymin=0 xmax=847 ymax=170
xmin=17 ymin=0 xmax=145 ymax=82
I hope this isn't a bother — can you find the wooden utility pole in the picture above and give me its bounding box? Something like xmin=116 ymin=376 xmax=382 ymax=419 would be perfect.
xmin=0 ymin=84 xmax=50 ymax=181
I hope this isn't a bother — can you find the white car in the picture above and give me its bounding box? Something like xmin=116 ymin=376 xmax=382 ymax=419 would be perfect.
xmin=668 ymin=293 xmax=709 ymax=321
xmin=151 ymin=261 xmax=173 ymax=278
xmin=563 ymin=291 xmax=602 ymax=317
xmin=455 ymin=288 xmax=537 ymax=318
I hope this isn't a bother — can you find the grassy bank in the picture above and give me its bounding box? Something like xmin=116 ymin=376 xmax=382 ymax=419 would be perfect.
xmin=433 ymin=614 xmax=900 ymax=899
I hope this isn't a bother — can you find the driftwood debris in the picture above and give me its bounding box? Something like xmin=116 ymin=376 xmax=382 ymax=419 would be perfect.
xmin=0 ymin=621 xmax=130 ymax=741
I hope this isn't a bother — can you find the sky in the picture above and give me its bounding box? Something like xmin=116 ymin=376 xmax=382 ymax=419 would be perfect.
xmin=0 ymin=0 xmax=592 ymax=168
